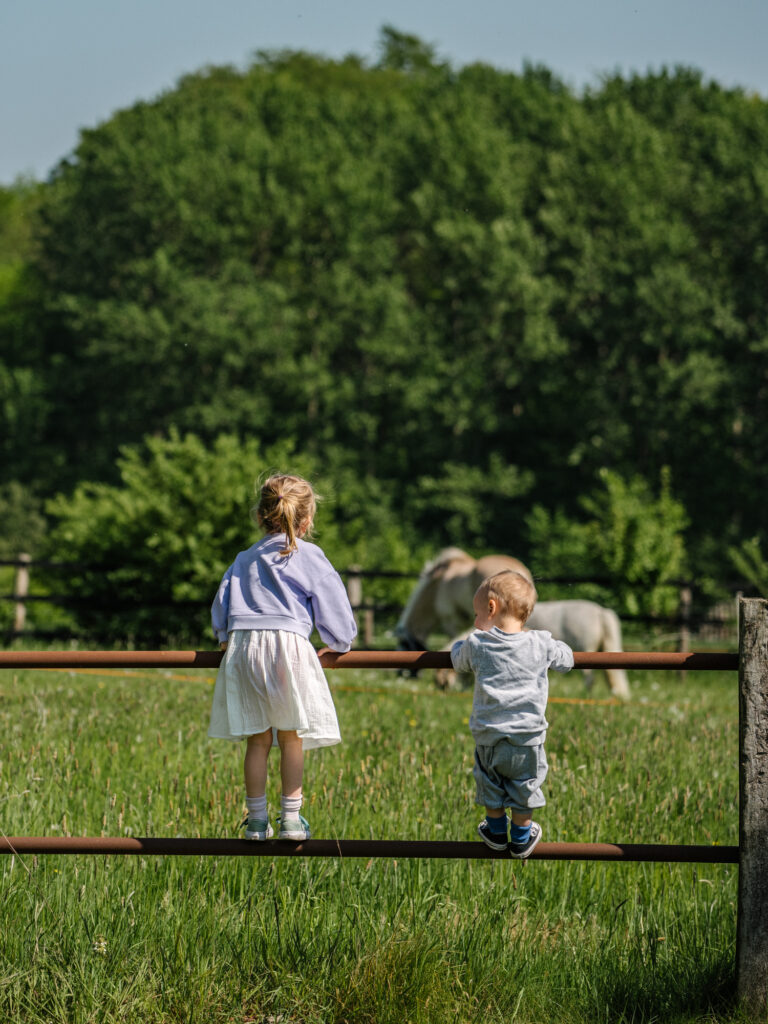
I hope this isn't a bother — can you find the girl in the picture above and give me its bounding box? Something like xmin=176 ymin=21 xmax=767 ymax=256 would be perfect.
xmin=208 ymin=473 xmax=356 ymax=840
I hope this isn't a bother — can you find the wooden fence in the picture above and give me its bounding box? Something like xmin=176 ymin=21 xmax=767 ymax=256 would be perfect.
xmin=1 ymin=555 xmax=741 ymax=646
xmin=0 ymin=598 xmax=767 ymax=1013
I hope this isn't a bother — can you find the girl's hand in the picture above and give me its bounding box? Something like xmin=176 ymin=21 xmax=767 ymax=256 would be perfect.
xmin=219 ymin=641 xmax=228 ymax=651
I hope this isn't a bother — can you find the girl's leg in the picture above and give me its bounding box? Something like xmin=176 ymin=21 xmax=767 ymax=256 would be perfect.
xmin=276 ymin=729 xmax=304 ymax=798
xmin=244 ymin=728 xmax=273 ymax=798
xmin=276 ymin=730 xmax=308 ymax=839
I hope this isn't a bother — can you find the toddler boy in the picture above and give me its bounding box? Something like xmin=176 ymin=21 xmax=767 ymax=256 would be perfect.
xmin=451 ymin=570 xmax=573 ymax=858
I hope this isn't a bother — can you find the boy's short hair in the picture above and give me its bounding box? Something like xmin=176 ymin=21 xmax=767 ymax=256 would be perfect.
xmin=478 ymin=570 xmax=537 ymax=624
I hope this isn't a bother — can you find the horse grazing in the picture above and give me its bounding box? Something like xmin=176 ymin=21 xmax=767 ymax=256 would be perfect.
xmin=394 ymin=548 xmax=533 ymax=652
xmin=395 ymin=550 xmax=630 ymax=699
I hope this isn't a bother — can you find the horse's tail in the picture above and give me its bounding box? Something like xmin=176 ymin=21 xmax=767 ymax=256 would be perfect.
xmin=598 ymin=607 xmax=631 ymax=700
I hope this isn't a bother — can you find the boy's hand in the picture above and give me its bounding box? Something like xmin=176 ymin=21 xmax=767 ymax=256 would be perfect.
xmin=219 ymin=641 xmax=228 ymax=651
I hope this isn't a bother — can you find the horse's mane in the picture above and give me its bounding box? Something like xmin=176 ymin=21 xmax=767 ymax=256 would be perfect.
xmin=420 ymin=547 xmax=474 ymax=577
xmin=396 ymin=548 xmax=475 ymax=642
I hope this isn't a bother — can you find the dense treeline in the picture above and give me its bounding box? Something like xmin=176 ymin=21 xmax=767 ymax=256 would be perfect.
xmin=1 ymin=29 xmax=767 ymax=631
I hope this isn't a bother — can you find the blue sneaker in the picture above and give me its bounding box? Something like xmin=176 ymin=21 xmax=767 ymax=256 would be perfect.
xmin=477 ymin=818 xmax=508 ymax=851
xmin=243 ymin=818 xmax=274 ymax=841
xmin=508 ymin=821 xmax=542 ymax=859
xmin=278 ymin=814 xmax=311 ymax=840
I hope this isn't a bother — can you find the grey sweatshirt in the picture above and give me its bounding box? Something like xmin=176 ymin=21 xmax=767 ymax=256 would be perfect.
xmin=451 ymin=627 xmax=574 ymax=746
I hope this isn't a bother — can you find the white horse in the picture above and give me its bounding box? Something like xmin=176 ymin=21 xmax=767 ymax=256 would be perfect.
xmin=395 ymin=550 xmax=630 ymax=699
xmin=435 ymin=601 xmax=631 ymax=699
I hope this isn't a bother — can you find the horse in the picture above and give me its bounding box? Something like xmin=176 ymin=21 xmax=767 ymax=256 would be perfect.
xmin=394 ymin=550 xmax=630 ymax=699
xmin=435 ymin=601 xmax=631 ymax=699
xmin=393 ymin=548 xmax=533 ymax=652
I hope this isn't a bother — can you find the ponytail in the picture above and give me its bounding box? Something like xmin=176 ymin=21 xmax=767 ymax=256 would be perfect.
xmin=255 ymin=474 xmax=318 ymax=555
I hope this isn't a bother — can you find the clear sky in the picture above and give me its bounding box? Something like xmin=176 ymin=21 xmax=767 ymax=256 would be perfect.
xmin=2 ymin=0 xmax=767 ymax=185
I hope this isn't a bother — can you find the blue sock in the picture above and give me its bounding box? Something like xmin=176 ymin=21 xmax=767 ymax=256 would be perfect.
xmin=486 ymin=814 xmax=507 ymax=835
xmin=509 ymin=822 xmax=531 ymax=844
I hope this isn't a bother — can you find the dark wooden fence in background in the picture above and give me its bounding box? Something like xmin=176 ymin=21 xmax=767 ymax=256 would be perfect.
xmin=1 ymin=554 xmax=745 ymax=646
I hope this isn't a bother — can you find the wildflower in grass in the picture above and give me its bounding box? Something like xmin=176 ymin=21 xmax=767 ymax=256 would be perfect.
xmin=92 ymin=935 xmax=108 ymax=956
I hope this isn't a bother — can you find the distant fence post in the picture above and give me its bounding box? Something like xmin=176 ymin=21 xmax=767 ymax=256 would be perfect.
xmin=12 ymin=554 xmax=31 ymax=635
xmin=737 ymin=597 xmax=768 ymax=1016
xmin=346 ymin=567 xmax=363 ymax=647
xmin=344 ymin=567 xmax=374 ymax=647
xmin=678 ymin=584 xmax=693 ymax=682
xmin=678 ymin=585 xmax=692 ymax=653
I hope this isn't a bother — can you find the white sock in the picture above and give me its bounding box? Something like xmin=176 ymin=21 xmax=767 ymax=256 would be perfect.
xmin=281 ymin=795 xmax=302 ymax=820
xmin=245 ymin=795 xmax=268 ymax=819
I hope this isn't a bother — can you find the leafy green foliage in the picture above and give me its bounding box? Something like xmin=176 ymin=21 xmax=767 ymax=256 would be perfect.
xmin=729 ymin=537 xmax=768 ymax=598
xmin=45 ymin=431 xmax=424 ymax=642
xmin=527 ymin=468 xmax=688 ymax=615
xmin=2 ymin=34 xmax=767 ymax=595
xmin=0 ymin=482 xmax=46 ymax=560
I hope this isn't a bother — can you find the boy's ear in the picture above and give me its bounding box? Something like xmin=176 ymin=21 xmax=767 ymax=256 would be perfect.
xmin=487 ymin=597 xmax=499 ymax=616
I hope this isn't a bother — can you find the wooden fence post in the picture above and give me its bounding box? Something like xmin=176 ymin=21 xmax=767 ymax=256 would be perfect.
xmin=678 ymin=585 xmax=692 ymax=682
xmin=12 ymin=553 xmax=31 ymax=635
xmin=737 ymin=597 xmax=768 ymax=1016
xmin=678 ymin=585 xmax=692 ymax=653
xmin=346 ymin=567 xmax=362 ymax=648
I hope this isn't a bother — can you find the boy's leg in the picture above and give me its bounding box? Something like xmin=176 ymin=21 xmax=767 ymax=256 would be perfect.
xmin=510 ymin=810 xmax=532 ymax=828
xmin=478 ymin=807 xmax=508 ymax=849
xmin=485 ymin=806 xmax=506 ymax=820
xmin=474 ymin=745 xmax=510 ymax=850
xmin=509 ymin=810 xmax=533 ymax=845
xmin=507 ymin=744 xmax=547 ymax=858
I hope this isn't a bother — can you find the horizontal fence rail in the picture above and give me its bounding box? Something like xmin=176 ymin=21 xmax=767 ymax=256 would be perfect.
xmin=0 ymin=649 xmax=739 ymax=671
xmin=0 ymin=836 xmax=739 ymax=863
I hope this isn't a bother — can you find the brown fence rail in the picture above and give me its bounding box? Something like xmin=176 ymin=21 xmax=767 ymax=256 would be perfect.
xmin=0 ymin=836 xmax=739 ymax=863
xmin=0 ymin=649 xmax=739 ymax=671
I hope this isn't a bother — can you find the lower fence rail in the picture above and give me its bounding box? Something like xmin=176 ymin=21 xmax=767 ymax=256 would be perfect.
xmin=0 ymin=837 xmax=739 ymax=862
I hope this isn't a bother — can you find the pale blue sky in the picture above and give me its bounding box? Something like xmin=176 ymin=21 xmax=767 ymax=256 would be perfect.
xmin=2 ymin=0 xmax=766 ymax=185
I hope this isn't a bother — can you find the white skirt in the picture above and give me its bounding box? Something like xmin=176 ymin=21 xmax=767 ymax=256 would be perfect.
xmin=207 ymin=630 xmax=341 ymax=748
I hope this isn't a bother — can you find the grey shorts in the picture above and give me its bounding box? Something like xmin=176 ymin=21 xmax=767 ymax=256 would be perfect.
xmin=473 ymin=740 xmax=548 ymax=812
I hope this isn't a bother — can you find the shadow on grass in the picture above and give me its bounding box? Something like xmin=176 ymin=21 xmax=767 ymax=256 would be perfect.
xmin=594 ymin=957 xmax=744 ymax=1024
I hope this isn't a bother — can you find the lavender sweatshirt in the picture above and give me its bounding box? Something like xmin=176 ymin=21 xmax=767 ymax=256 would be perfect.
xmin=211 ymin=533 xmax=357 ymax=652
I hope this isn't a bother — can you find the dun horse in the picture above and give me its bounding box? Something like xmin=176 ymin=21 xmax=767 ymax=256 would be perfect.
xmin=395 ymin=549 xmax=630 ymax=699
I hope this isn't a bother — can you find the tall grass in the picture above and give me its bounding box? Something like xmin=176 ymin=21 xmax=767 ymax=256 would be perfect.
xmin=0 ymin=661 xmax=745 ymax=1023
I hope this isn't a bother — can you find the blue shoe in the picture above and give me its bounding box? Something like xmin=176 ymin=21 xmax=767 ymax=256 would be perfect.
xmin=244 ymin=818 xmax=274 ymax=841
xmin=477 ymin=819 xmax=508 ymax=851
xmin=278 ymin=814 xmax=311 ymax=840
xmin=508 ymin=821 xmax=542 ymax=859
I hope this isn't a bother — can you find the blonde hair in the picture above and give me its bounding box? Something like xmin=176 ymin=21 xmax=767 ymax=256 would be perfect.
xmin=477 ymin=570 xmax=538 ymax=624
xmin=255 ymin=474 xmax=318 ymax=556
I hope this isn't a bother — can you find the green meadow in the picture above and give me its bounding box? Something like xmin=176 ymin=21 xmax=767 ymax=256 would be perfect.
xmin=0 ymin=659 xmax=744 ymax=1023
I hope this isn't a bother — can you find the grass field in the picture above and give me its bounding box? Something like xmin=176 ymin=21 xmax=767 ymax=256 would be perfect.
xmin=0 ymin=654 xmax=747 ymax=1023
